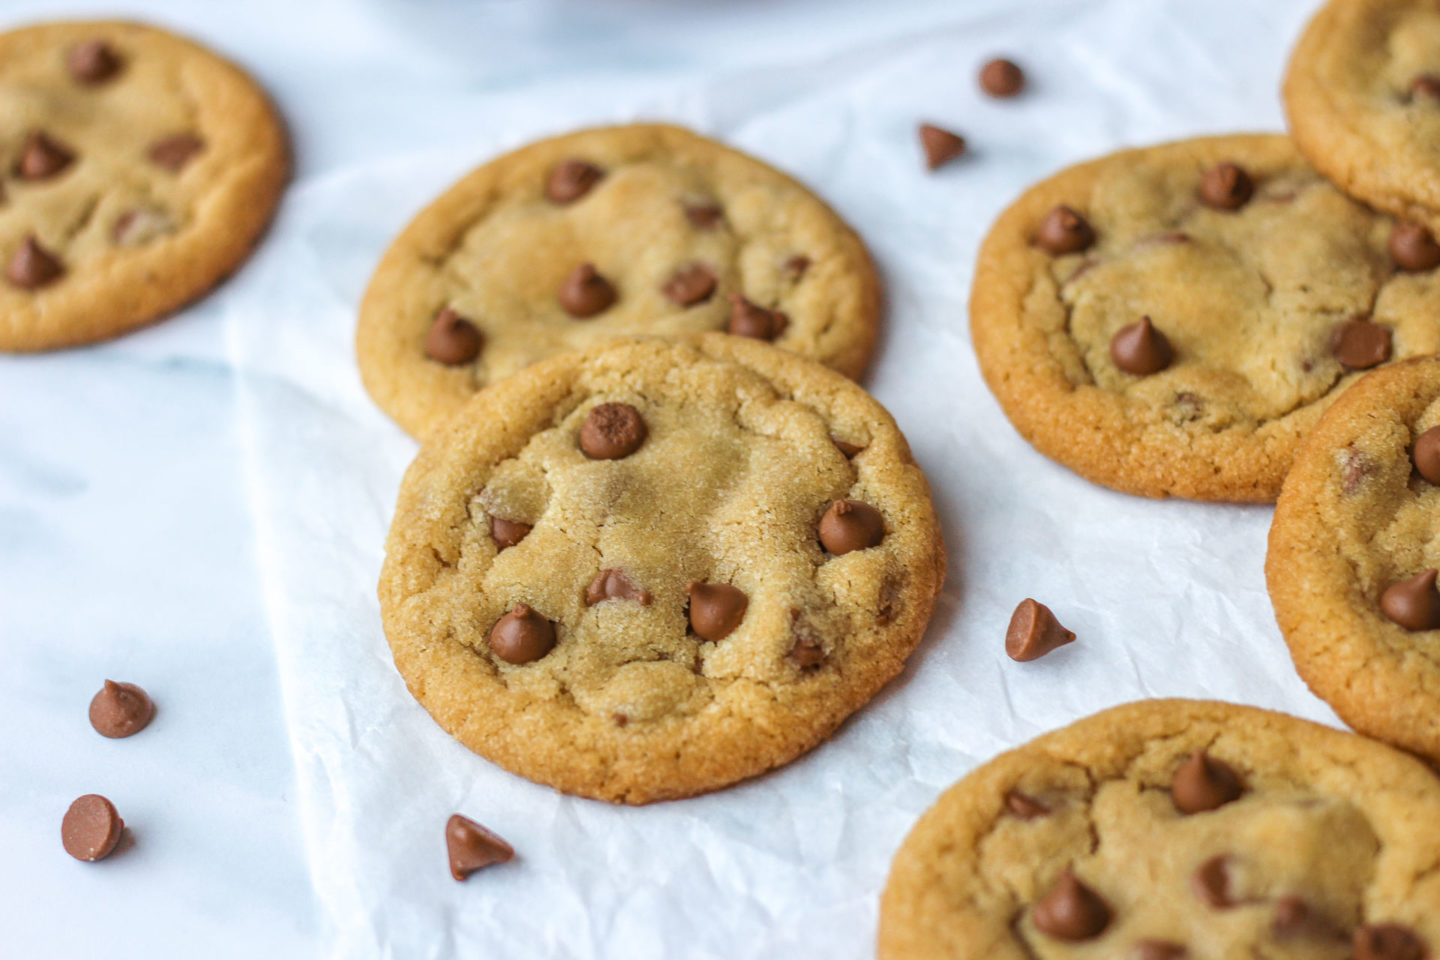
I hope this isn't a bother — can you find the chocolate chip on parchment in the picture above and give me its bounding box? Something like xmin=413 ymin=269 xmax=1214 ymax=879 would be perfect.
xmin=919 ymin=123 xmax=966 ymax=170
xmin=1005 ymin=599 xmax=1075 ymax=662
xmin=446 ymin=814 xmax=513 ymax=881
xmin=89 ymin=680 xmax=154 ymax=739
xmin=980 ymin=58 xmax=1026 ymax=98
xmin=62 ymin=795 xmax=125 ymax=862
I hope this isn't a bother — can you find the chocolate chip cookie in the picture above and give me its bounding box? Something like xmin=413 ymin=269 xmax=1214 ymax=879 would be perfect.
xmin=879 ymin=699 xmax=1440 ymax=959
xmin=0 ymin=20 xmax=288 ymax=351
xmin=971 ymin=134 xmax=1440 ymax=501
xmin=1268 ymin=357 xmax=1440 ymax=764
xmin=356 ymin=123 xmax=881 ymax=438
xmin=378 ymin=335 xmax=944 ymax=803
xmin=1285 ymin=0 xmax=1440 ymax=238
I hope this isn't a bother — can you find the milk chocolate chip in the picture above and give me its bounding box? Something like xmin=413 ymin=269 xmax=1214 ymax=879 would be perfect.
xmin=489 ymin=516 xmax=531 ymax=549
xmin=1032 ymin=869 xmax=1111 ymax=942
xmin=1004 ymin=789 xmax=1050 ymax=820
xmin=1111 ymin=317 xmax=1173 ymax=375
xmin=1353 ymin=925 xmax=1428 ymax=960
xmin=425 ymin=308 xmax=483 ymax=365
xmin=7 ymin=235 xmax=63 ymax=289
xmin=1036 ymin=206 xmax=1095 ymax=254
xmin=1133 ymin=941 xmax=1187 ymax=960
xmin=446 ymin=814 xmax=513 ymax=881
xmin=687 ymin=582 xmax=748 ymax=642
xmin=832 ymin=436 xmax=864 ymax=458
xmin=1171 ymin=749 xmax=1243 ymax=813
xmin=1330 ymin=319 xmax=1391 ymax=370
xmin=919 ymin=124 xmax=966 ymax=170
xmin=89 ymin=680 xmax=154 ymax=739
xmin=586 ymin=569 xmax=652 ymax=606
xmin=16 ymin=130 xmax=75 ymax=180
xmin=662 ymin=263 xmax=717 ymax=306
xmin=728 ymin=294 xmax=788 ymax=341
xmin=788 ymin=610 xmax=825 ymax=668
xmin=1271 ymin=896 xmax=1311 ymax=936
xmin=1005 ymin=599 xmax=1075 ymax=661
xmin=818 ymin=499 xmax=885 ymax=555
xmin=1413 ymin=74 xmax=1440 ymax=101
xmin=1413 ymin=426 xmax=1440 ymax=484
xmin=149 ymin=134 xmax=204 ymax=172
xmin=1380 ymin=569 xmax=1440 ymax=631
xmin=112 ymin=206 xmax=176 ymax=247
xmin=1390 ymin=222 xmax=1440 ymax=271
xmin=487 ymin=604 xmax=556 ymax=664
xmin=980 ymin=58 xmax=1025 ymax=97
xmin=559 ymin=263 xmax=616 ymax=318
xmin=62 ymin=794 xmax=124 ymax=862
xmin=1198 ymin=163 xmax=1253 ymax=211
xmin=546 ymin=159 xmax=604 ymax=204
xmin=68 ymin=39 xmax=122 ymax=84
xmin=685 ymin=203 xmax=723 ymax=229
xmin=784 ymin=255 xmax=810 ymax=279
xmin=579 ymin=402 xmax=646 ymax=459
xmin=1192 ymin=855 xmax=1236 ymax=908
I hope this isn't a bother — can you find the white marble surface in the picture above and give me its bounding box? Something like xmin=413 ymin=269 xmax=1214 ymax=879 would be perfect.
xmin=2 ymin=0 xmax=1335 ymax=957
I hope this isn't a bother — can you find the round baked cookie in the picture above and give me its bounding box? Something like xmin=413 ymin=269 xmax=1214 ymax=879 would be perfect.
xmin=357 ymin=123 xmax=881 ymax=439
xmin=1285 ymin=0 xmax=1440 ymax=236
xmin=0 ymin=20 xmax=288 ymax=352
xmin=1268 ymin=357 xmax=1440 ymax=764
xmin=879 ymin=699 xmax=1440 ymax=959
xmin=970 ymin=134 xmax=1440 ymax=502
xmin=379 ymin=335 xmax=944 ymax=804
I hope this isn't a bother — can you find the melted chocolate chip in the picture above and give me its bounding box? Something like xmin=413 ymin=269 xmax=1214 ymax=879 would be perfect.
xmin=1004 ymin=789 xmax=1050 ymax=820
xmin=1191 ymin=855 xmax=1237 ymax=908
xmin=1171 ymin=749 xmax=1243 ymax=814
xmin=89 ymin=680 xmax=154 ymax=739
xmin=784 ymin=255 xmax=810 ymax=279
xmin=112 ymin=206 xmax=176 ymax=247
xmin=919 ymin=123 xmax=966 ymax=170
xmin=1413 ymin=426 xmax=1440 ymax=484
xmin=579 ymin=402 xmax=646 ymax=460
xmin=979 ymin=58 xmax=1025 ymax=97
xmin=1330 ymin=319 xmax=1391 ymax=370
xmin=7 ymin=235 xmax=63 ymax=289
xmin=1198 ymin=163 xmax=1254 ymax=211
xmin=546 ymin=159 xmax=604 ymax=204
xmin=1111 ymin=317 xmax=1173 ymax=375
xmin=487 ymin=604 xmax=556 ymax=664
xmin=728 ymin=294 xmax=788 ymax=341
xmin=1341 ymin=446 xmax=1378 ymax=495
xmin=787 ymin=609 xmax=826 ymax=668
xmin=818 ymin=499 xmax=885 ymax=555
xmin=1353 ymin=925 xmax=1428 ymax=960
xmin=1380 ymin=569 xmax=1440 ymax=631
xmin=445 ymin=814 xmax=513 ymax=880
xmin=148 ymin=134 xmax=205 ymax=172
xmin=62 ymin=794 xmax=124 ymax=862
xmin=67 ymin=39 xmax=122 ymax=84
xmin=1390 ymin=222 xmax=1440 ymax=271
xmin=1031 ymin=869 xmax=1111 ymax=942
xmin=832 ymin=436 xmax=864 ymax=458
xmin=662 ymin=263 xmax=717 ymax=306
xmin=16 ymin=130 xmax=75 ymax=180
xmin=1005 ymin=599 xmax=1076 ymax=661
xmin=687 ymin=582 xmax=748 ymax=642
xmin=558 ymin=263 xmax=617 ymax=318
xmin=425 ymin=308 xmax=483 ymax=365
xmin=1036 ymin=205 xmax=1095 ymax=254
xmin=1413 ymin=75 xmax=1440 ymax=102
xmin=489 ymin=516 xmax=531 ymax=549
xmin=1271 ymin=895 xmax=1311 ymax=936
xmin=1132 ymin=941 xmax=1186 ymax=960
xmin=586 ymin=569 xmax=652 ymax=606
xmin=685 ymin=203 xmax=723 ymax=229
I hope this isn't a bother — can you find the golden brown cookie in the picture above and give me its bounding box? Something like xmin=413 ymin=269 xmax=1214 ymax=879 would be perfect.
xmin=970 ymin=134 xmax=1440 ymax=502
xmin=0 ymin=20 xmax=288 ymax=351
xmin=356 ymin=123 xmax=880 ymax=438
xmin=378 ymin=335 xmax=944 ymax=804
xmin=879 ymin=699 xmax=1440 ymax=959
xmin=1268 ymin=356 xmax=1440 ymax=764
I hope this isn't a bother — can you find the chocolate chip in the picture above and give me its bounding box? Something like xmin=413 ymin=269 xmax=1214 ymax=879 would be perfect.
xmin=1271 ymin=895 xmax=1310 ymax=935
xmin=1198 ymin=163 xmax=1254 ymax=211
xmin=1354 ymin=925 xmax=1428 ymax=960
xmin=1132 ymin=941 xmax=1186 ymax=960
xmin=89 ymin=680 xmax=154 ymax=739
xmin=579 ymin=402 xmax=646 ymax=459
xmin=728 ymin=294 xmax=788 ymax=341
xmin=1004 ymin=789 xmax=1050 ymax=820
xmin=1413 ymin=426 xmax=1440 ymax=484
xmin=1005 ymin=599 xmax=1076 ymax=662
xmin=6 ymin=235 xmax=63 ymax=289
xmin=1390 ymin=222 xmax=1440 ymax=271
xmin=67 ymin=39 xmax=122 ymax=84
xmin=1342 ymin=446 xmax=1378 ymax=495
xmin=586 ymin=569 xmax=652 ymax=606
xmin=62 ymin=794 xmax=124 ymax=862
xmin=686 ymin=582 xmax=748 ymax=642
xmin=1111 ymin=316 xmax=1173 ymax=375
xmin=546 ymin=159 xmax=604 ymax=204
xmin=486 ymin=604 xmax=556 ymax=664
xmin=919 ymin=123 xmax=966 ymax=170
xmin=832 ymin=436 xmax=864 ymax=458
xmin=980 ymin=57 xmax=1025 ymax=97
xmin=425 ymin=308 xmax=483 ymax=365
xmin=1031 ymin=869 xmax=1111 ymax=942
xmin=558 ymin=263 xmax=617 ymax=318
xmin=112 ymin=206 xmax=176 ymax=247
xmin=445 ymin=814 xmax=513 ymax=881
xmin=788 ymin=609 xmax=826 ymax=668
xmin=685 ymin=203 xmax=723 ymax=229
xmin=784 ymin=255 xmax=810 ymax=279
xmin=1171 ymin=749 xmax=1243 ymax=814
xmin=818 ymin=499 xmax=885 ymax=555
xmin=1413 ymin=75 xmax=1440 ymax=101
xmin=16 ymin=130 xmax=75 ymax=180
xmin=1192 ymin=855 xmax=1237 ymax=908
xmin=1330 ymin=318 xmax=1391 ymax=370
xmin=1036 ymin=205 xmax=1095 ymax=254
xmin=148 ymin=134 xmax=204 ymax=172
xmin=1380 ymin=569 xmax=1440 ymax=631
xmin=489 ymin=516 xmax=531 ymax=549
xmin=662 ymin=263 xmax=717 ymax=307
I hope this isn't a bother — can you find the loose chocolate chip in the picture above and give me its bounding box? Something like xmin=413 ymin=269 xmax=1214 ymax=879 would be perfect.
xmin=1380 ymin=569 xmax=1440 ymax=631
xmin=68 ymin=39 xmax=122 ymax=84
xmin=586 ymin=569 xmax=652 ymax=606
xmin=486 ymin=604 xmax=556 ymax=665
xmin=685 ymin=203 xmax=723 ymax=229
xmin=425 ymin=308 xmax=483 ymax=365
xmin=445 ymin=814 xmax=513 ymax=881
xmin=1271 ymin=896 xmax=1310 ymax=935
xmin=980 ymin=57 xmax=1026 ymax=97
xmin=7 ymin=235 xmax=63 ymax=289
xmin=148 ymin=134 xmax=204 ymax=172
xmin=1004 ymin=789 xmax=1050 ymax=820
xmin=1111 ymin=317 xmax=1173 ymax=375
xmin=16 ymin=130 xmax=75 ymax=180
xmin=1031 ymin=869 xmax=1111 ymax=942
xmin=558 ymin=263 xmax=617 ymax=318
xmin=832 ymin=436 xmax=864 ymax=458
xmin=1413 ymin=75 xmax=1440 ymax=101
xmin=546 ymin=159 xmax=604 ymax=204
xmin=1198 ymin=163 xmax=1254 ymax=211
xmin=1354 ymin=925 xmax=1428 ymax=960
xmin=818 ymin=499 xmax=885 ymax=555
xmin=1192 ymin=855 xmax=1236 ymax=908
xmin=1171 ymin=749 xmax=1243 ymax=814
xmin=662 ymin=263 xmax=717 ymax=307
xmin=89 ymin=680 xmax=154 ymax=739
xmin=1413 ymin=426 xmax=1440 ymax=484
xmin=784 ymin=255 xmax=810 ymax=279
xmin=1330 ymin=319 xmax=1391 ymax=371
xmin=919 ymin=123 xmax=966 ymax=170
xmin=1036 ymin=205 xmax=1095 ymax=254
xmin=1132 ymin=941 xmax=1187 ymax=960
xmin=489 ymin=516 xmax=531 ymax=549
xmin=112 ymin=206 xmax=176 ymax=247
xmin=687 ymin=582 xmax=748 ymax=642
xmin=728 ymin=294 xmax=788 ymax=341
xmin=62 ymin=794 xmax=124 ymax=862
xmin=579 ymin=402 xmax=646 ymax=459
xmin=1005 ymin=599 xmax=1076 ymax=662
xmin=1390 ymin=222 xmax=1440 ymax=271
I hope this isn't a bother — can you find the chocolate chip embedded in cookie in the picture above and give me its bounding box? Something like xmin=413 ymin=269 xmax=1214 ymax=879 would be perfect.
xmin=728 ymin=294 xmax=788 ymax=341
xmin=578 ymin=402 xmax=646 ymax=460
xmin=487 ymin=604 xmax=556 ymax=665
xmin=16 ymin=130 xmax=75 ymax=180
xmin=818 ymin=499 xmax=884 ymax=555
xmin=7 ymin=235 xmax=64 ymax=289
xmin=546 ymin=159 xmax=603 ymax=204
xmin=662 ymin=263 xmax=717 ymax=307
xmin=1197 ymin=162 xmax=1253 ymax=211
xmin=424 ymin=308 xmax=482 ymax=366
xmin=1389 ymin=222 xmax=1440 ymax=272
xmin=1034 ymin=205 xmax=1094 ymax=254
xmin=1171 ymin=748 xmax=1243 ymax=813
xmin=66 ymin=38 xmax=121 ymax=84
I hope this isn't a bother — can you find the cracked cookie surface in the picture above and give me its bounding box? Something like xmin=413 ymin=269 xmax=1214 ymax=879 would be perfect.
xmin=0 ymin=20 xmax=288 ymax=351
xmin=1268 ymin=357 xmax=1440 ymax=764
xmin=379 ymin=335 xmax=944 ymax=803
xmin=357 ymin=123 xmax=880 ymax=439
xmin=970 ymin=134 xmax=1440 ymax=501
xmin=879 ymin=699 xmax=1440 ymax=959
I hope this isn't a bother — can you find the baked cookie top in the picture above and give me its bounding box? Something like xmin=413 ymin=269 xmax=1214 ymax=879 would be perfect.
xmin=357 ymin=123 xmax=880 ymax=438
xmin=970 ymin=134 xmax=1440 ymax=502
xmin=1268 ymin=357 xmax=1440 ymax=765
xmin=1285 ymin=0 xmax=1440 ymax=234
xmin=0 ymin=20 xmax=288 ymax=352
xmin=879 ymin=699 xmax=1440 ymax=959
xmin=379 ymin=335 xmax=944 ymax=804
